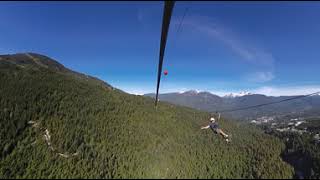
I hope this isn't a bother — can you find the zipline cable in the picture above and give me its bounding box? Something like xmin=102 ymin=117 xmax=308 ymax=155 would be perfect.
xmin=176 ymin=6 xmax=189 ymax=36
xmin=155 ymin=1 xmax=175 ymax=107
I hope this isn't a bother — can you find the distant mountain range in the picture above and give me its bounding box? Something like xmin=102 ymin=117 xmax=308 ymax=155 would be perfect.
xmin=144 ymin=90 xmax=320 ymax=120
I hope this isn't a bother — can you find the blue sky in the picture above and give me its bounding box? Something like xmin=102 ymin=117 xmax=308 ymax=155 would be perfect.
xmin=1 ymin=1 xmax=320 ymax=96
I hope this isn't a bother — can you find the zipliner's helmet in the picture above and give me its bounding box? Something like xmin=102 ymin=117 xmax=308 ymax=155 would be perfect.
xmin=210 ymin=117 xmax=215 ymax=122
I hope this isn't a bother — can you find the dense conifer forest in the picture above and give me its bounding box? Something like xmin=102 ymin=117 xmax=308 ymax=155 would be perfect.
xmin=0 ymin=53 xmax=294 ymax=178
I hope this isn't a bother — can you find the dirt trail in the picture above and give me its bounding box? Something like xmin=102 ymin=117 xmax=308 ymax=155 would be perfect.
xmin=29 ymin=121 xmax=78 ymax=158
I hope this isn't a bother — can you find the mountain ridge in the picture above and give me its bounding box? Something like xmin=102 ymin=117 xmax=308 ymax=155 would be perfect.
xmin=144 ymin=90 xmax=320 ymax=120
xmin=0 ymin=52 xmax=114 ymax=90
xmin=144 ymin=90 xmax=317 ymax=99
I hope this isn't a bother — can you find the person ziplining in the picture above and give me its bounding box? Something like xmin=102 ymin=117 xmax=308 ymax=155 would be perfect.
xmin=201 ymin=113 xmax=230 ymax=143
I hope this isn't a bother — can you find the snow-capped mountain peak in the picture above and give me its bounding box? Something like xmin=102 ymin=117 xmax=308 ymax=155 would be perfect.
xmin=311 ymin=92 xmax=320 ymax=96
xmin=183 ymin=90 xmax=200 ymax=95
xmin=224 ymin=91 xmax=253 ymax=98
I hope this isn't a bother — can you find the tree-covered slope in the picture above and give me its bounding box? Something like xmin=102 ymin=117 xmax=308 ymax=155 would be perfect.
xmin=0 ymin=53 xmax=293 ymax=178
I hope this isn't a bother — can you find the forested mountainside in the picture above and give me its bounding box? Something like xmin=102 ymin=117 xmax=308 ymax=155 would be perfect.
xmin=0 ymin=53 xmax=293 ymax=178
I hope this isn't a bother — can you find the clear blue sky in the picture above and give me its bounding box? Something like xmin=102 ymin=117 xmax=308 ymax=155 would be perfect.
xmin=1 ymin=1 xmax=320 ymax=96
